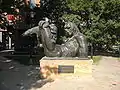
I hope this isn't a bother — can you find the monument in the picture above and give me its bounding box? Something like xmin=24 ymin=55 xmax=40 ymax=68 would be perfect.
xmin=22 ymin=18 xmax=93 ymax=79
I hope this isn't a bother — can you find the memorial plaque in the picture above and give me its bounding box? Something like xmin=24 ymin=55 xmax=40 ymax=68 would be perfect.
xmin=58 ymin=65 xmax=74 ymax=73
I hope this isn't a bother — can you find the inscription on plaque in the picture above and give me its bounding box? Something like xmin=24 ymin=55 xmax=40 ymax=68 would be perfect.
xmin=58 ymin=65 xmax=74 ymax=73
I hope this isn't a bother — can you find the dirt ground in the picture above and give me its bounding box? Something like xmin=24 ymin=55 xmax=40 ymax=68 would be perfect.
xmin=0 ymin=56 xmax=120 ymax=90
xmin=30 ymin=56 xmax=120 ymax=90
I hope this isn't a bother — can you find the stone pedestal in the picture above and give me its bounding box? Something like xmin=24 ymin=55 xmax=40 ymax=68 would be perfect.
xmin=40 ymin=57 xmax=93 ymax=80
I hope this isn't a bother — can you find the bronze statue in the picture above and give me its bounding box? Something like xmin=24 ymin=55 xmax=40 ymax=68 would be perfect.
xmin=22 ymin=18 xmax=88 ymax=58
xmin=63 ymin=21 xmax=88 ymax=58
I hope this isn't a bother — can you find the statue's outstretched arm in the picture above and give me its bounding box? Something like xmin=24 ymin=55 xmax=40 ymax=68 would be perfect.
xmin=22 ymin=26 xmax=39 ymax=36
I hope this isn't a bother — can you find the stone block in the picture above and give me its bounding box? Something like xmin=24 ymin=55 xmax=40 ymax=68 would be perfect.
xmin=40 ymin=57 xmax=93 ymax=80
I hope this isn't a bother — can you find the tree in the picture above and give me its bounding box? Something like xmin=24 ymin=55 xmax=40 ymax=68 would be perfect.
xmin=40 ymin=0 xmax=67 ymax=21
xmin=1 ymin=0 xmax=120 ymax=50
xmin=63 ymin=0 xmax=120 ymax=51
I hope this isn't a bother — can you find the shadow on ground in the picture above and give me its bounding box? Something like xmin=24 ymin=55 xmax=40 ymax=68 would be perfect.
xmin=0 ymin=56 xmax=51 ymax=90
xmin=0 ymin=49 xmax=45 ymax=65
xmin=29 ymin=79 xmax=54 ymax=90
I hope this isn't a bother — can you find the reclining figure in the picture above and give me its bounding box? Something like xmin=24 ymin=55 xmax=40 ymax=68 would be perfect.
xmin=22 ymin=18 xmax=88 ymax=58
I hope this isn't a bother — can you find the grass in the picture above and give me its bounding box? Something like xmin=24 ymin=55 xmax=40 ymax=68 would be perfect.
xmin=92 ymin=56 xmax=102 ymax=65
xmin=117 ymin=57 xmax=120 ymax=61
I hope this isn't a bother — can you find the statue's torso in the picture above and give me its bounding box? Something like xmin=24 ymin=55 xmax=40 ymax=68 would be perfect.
xmin=61 ymin=36 xmax=79 ymax=57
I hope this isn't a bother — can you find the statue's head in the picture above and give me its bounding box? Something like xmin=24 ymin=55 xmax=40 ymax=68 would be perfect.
xmin=64 ymin=21 xmax=74 ymax=37
xmin=64 ymin=21 xmax=80 ymax=37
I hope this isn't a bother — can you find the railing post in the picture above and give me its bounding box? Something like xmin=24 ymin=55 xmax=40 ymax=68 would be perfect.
xmin=91 ymin=43 xmax=93 ymax=59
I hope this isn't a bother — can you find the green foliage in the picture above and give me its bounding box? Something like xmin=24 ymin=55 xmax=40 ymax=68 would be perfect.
xmin=62 ymin=14 xmax=81 ymax=26
xmin=0 ymin=0 xmax=15 ymax=12
xmin=40 ymin=0 xmax=67 ymax=20
xmin=65 ymin=0 xmax=120 ymax=48
xmin=118 ymin=58 xmax=120 ymax=61
xmin=92 ymin=56 xmax=102 ymax=65
xmin=66 ymin=0 xmax=93 ymax=11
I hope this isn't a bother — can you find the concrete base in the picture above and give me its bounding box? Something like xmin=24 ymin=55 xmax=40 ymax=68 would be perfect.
xmin=40 ymin=57 xmax=93 ymax=80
